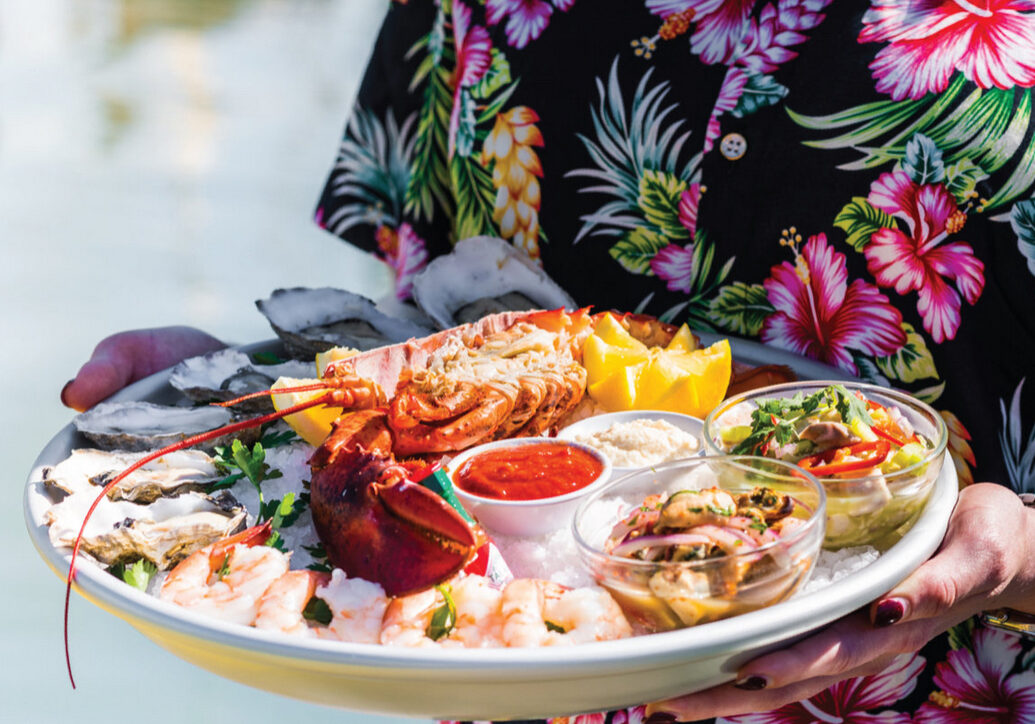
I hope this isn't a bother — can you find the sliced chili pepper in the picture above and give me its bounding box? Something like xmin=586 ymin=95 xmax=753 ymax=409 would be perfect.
xmin=798 ymin=440 xmax=891 ymax=477
xmin=871 ymin=424 xmax=907 ymax=447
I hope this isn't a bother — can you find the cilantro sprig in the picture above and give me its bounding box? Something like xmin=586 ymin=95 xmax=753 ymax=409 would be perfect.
xmin=730 ymin=384 xmax=873 ymax=456
xmin=108 ymin=559 xmax=158 ymax=591
xmin=426 ymin=584 xmax=458 ymax=641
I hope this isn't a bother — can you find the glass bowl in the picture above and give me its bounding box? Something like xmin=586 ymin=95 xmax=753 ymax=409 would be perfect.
xmin=443 ymin=437 xmax=612 ymax=537
xmin=572 ymin=456 xmax=825 ymax=633
xmin=702 ymin=381 xmax=948 ymax=550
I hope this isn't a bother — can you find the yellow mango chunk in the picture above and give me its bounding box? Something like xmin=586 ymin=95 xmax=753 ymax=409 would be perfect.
xmin=271 ymin=377 xmax=342 ymax=447
xmin=665 ymin=324 xmax=698 ymax=353
xmin=583 ymin=319 xmax=732 ymax=417
xmin=315 ymin=346 xmax=359 ymax=378
xmin=582 ymin=334 xmax=649 ymax=383
xmin=588 ymin=361 xmax=645 ymax=411
xmin=592 ymin=312 xmax=643 ymax=349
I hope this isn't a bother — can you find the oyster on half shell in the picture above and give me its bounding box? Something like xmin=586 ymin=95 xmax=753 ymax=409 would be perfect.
xmin=73 ymin=401 xmax=257 ymax=452
xmin=42 ymin=448 xmax=220 ymax=504
xmin=256 ymin=287 xmax=432 ymax=359
xmin=45 ymin=488 xmax=245 ymax=569
xmin=170 ymin=349 xmax=315 ymax=411
xmin=412 ymin=236 xmax=576 ymax=329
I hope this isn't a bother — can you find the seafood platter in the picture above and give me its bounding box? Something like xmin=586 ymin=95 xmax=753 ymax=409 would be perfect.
xmin=24 ymin=271 xmax=958 ymax=720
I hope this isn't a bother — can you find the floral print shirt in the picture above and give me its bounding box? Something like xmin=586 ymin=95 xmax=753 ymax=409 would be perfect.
xmin=315 ymin=1 xmax=1035 ymax=721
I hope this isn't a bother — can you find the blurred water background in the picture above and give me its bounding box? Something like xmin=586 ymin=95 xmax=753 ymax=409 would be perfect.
xmin=1 ymin=1 xmax=429 ymax=721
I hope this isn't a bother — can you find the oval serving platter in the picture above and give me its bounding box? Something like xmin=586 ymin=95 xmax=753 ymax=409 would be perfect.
xmin=24 ymin=338 xmax=957 ymax=720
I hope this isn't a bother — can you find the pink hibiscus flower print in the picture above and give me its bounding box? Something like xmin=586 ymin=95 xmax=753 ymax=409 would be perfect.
xmin=485 ymin=0 xmax=575 ymax=49
xmin=646 ymin=0 xmax=757 ymax=65
xmin=448 ymin=0 xmax=492 ymax=156
xmin=719 ymin=653 xmax=924 ymax=724
xmin=915 ymin=626 xmax=1035 ymax=722
xmin=761 ymin=232 xmax=907 ymax=374
xmin=865 ymin=171 xmax=985 ymax=343
xmin=375 ymin=222 xmax=428 ymax=301
xmin=547 ymin=713 xmax=607 ymax=724
xmin=859 ymin=0 xmax=1035 ymax=101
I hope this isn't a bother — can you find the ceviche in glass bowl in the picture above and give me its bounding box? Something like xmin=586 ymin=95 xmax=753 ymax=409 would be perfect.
xmin=572 ymin=456 xmax=825 ymax=633
xmin=703 ymin=381 xmax=948 ymax=550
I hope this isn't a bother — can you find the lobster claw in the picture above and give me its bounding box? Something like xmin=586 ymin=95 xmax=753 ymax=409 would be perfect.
xmin=309 ymin=449 xmax=478 ymax=597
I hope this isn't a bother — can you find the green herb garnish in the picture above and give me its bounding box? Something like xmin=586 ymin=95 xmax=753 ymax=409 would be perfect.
xmin=216 ymin=552 xmax=231 ymax=580
xmin=730 ymin=384 xmax=873 ymax=455
xmin=108 ymin=559 xmax=158 ymax=591
xmin=303 ymin=596 xmax=333 ymax=626
xmin=544 ymin=620 xmax=567 ymax=634
xmin=425 ymin=584 xmax=457 ymax=641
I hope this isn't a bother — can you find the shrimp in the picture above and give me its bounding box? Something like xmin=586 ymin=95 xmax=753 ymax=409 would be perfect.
xmin=500 ymin=579 xmax=632 ymax=647
xmin=159 ymin=523 xmax=289 ymax=626
xmin=254 ymin=570 xmax=331 ymax=637
xmin=380 ymin=574 xmax=504 ymax=648
xmin=315 ymin=569 xmax=389 ymax=644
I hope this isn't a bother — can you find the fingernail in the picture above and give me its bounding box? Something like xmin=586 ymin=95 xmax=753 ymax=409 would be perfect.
xmin=874 ymin=598 xmax=905 ymax=627
xmin=60 ymin=380 xmax=74 ymax=407
xmin=645 ymin=713 xmax=678 ymax=724
xmin=733 ymin=675 xmax=768 ymax=690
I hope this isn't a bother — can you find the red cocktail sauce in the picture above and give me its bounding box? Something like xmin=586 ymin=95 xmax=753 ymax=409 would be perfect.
xmin=455 ymin=442 xmax=604 ymax=501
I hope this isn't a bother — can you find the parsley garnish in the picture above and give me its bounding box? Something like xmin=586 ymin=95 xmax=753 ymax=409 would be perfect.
xmin=108 ymin=559 xmax=158 ymax=591
xmin=216 ymin=552 xmax=231 ymax=580
xmin=544 ymin=620 xmax=567 ymax=634
xmin=262 ymin=492 xmax=302 ymax=551
xmin=730 ymin=384 xmax=873 ymax=455
xmin=304 ymin=542 xmax=332 ymax=573
xmin=426 ymin=585 xmax=457 ymax=641
xmin=303 ymin=596 xmax=333 ymax=626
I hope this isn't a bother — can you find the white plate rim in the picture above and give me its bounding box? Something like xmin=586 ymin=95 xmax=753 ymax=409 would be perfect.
xmin=23 ymin=337 xmax=959 ymax=704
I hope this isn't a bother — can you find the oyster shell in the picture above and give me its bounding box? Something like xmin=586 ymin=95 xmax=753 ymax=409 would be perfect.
xmin=256 ymin=287 xmax=432 ymax=359
xmin=45 ymin=489 xmax=245 ymax=569
xmin=169 ymin=349 xmax=315 ymax=411
xmin=73 ymin=401 xmax=257 ymax=452
xmin=412 ymin=236 xmax=576 ymax=329
xmin=42 ymin=448 xmax=220 ymax=504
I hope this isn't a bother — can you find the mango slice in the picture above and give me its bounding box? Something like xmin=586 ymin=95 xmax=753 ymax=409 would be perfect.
xmin=583 ymin=314 xmax=731 ymax=418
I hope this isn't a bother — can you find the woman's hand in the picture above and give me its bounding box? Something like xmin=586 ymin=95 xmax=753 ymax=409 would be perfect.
xmin=645 ymin=483 xmax=1035 ymax=722
xmin=61 ymin=326 xmax=227 ymax=411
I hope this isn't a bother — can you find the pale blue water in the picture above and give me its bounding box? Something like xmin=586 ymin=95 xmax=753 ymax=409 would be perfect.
xmin=2 ymin=2 xmax=426 ymax=721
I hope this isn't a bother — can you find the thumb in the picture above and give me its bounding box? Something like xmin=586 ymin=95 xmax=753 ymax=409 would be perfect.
xmin=62 ymin=351 xmax=135 ymax=412
xmin=61 ymin=327 xmax=226 ymax=411
xmin=871 ymin=484 xmax=1018 ymax=627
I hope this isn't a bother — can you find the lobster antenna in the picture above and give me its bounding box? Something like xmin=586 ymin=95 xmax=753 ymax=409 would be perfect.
xmin=211 ymin=381 xmax=334 ymax=408
xmin=63 ymin=392 xmax=339 ymax=689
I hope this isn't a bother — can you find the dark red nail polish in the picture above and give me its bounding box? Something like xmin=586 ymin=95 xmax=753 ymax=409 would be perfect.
xmin=733 ymin=675 xmax=768 ymax=690
xmin=60 ymin=380 xmax=74 ymax=407
xmin=874 ymin=598 xmax=905 ymax=627
xmin=645 ymin=713 xmax=678 ymax=724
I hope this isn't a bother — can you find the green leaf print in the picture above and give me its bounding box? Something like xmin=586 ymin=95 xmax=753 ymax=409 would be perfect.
xmin=912 ymin=381 xmax=946 ymax=405
xmin=639 ymin=169 xmax=688 ymax=240
xmin=708 ymin=282 xmax=773 ymax=337
xmin=731 ymin=74 xmax=788 ymax=119
xmin=470 ymin=48 xmax=511 ymax=100
xmin=450 ymin=152 xmax=496 ymax=241
xmin=903 ymin=133 xmax=945 ymax=186
xmin=609 ymin=227 xmax=667 ymax=275
xmin=851 ymin=354 xmax=890 ymax=387
xmin=947 ymin=618 xmax=975 ymax=651
xmin=454 ymin=89 xmax=478 ymax=158
xmin=874 ymin=323 xmax=939 ymax=383
xmin=788 ymin=77 xmax=1035 ymax=211
xmin=944 ymin=159 xmax=987 ymax=205
xmin=833 ymin=197 xmax=895 ymax=252
xmin=406 ymin=63 xmax=455 ymax=224
xmin=1009 ymin=198 xmax=1035 ymax=277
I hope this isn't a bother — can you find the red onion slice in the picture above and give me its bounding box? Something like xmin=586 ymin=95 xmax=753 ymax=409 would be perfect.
xmin=609 ymin=533 xmax=714 ymax=558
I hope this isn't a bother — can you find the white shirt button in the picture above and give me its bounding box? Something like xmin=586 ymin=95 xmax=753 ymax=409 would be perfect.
xmin=720 ymin=133 xmax=747 ymax=160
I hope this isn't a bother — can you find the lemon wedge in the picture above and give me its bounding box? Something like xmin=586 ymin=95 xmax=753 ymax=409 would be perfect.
xmin=583 ymin=313 xmax=731 ymax=417
xmin=315 ymin=346 xmax=359 ymax=378
xmin=271 ymin=377 xmax=342 ymax=447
